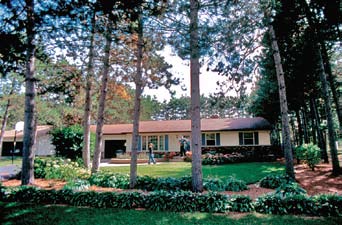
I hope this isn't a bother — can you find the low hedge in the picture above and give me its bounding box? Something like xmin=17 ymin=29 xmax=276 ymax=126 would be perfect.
xmin=1 ymin=185 xmax=341 ymax=216
xmin=0 ymin=186 xmax=253 ymax=213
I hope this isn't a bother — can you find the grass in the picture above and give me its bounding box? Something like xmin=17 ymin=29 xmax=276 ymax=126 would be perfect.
xmin=102 ymin=162 xmax=285 ymax=184
xmin=0 ymin=157 xmax=22 ymax=167
xmin=1 ymin=202 xmax=341 ymax=225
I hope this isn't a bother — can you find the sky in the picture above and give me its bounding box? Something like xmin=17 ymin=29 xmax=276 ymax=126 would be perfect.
xmin=144 ymin=46 xmax=227 ymax=102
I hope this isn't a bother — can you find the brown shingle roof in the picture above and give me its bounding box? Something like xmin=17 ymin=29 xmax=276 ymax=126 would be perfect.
xmin=94 ymin=117 xmax=271 ymax=135
xmin=1 ymin=125 xmax=53 ymax=139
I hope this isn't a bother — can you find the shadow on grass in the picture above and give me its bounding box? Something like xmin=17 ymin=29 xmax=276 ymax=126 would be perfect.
xmin=1 ymin=202 xmax=341 ymax=225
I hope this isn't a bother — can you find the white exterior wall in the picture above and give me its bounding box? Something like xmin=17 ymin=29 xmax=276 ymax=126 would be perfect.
xmin=102 ymin=130 xmax=271 ymax=153
xmin=35 ymin=135 xmax=55 ymax=156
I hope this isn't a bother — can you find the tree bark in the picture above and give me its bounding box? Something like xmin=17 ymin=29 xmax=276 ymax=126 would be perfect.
xmin=310 ymin=97 xmax=328 ymax=163
xmin=91 ymin=21 xmax=111 ymax=174
xmin=0 ymin=81 xmax=15 ymax=159
xmin=22 ymin=0 xmax=36 ymax=185
xmin=299 ymin=0 xmax=341 ymax=175
xmin=190 ymin=0 xmax=203 ymax=192
xmin=295 ymin=110 xmax=303 ymax=145
xmin=317 ymin=44 xmax=340 ymax=174
xmin=130 ymin=14 xmax=143 ymax=189
xmin=269 ymin=24 xmax=295 ymax=179
xmin=82 ymin=7 xmax=96 ymax=169
xmin=321 ymin=43 xmax=342 ymax=132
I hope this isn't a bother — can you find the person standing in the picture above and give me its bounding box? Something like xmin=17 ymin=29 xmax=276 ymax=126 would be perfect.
xmin=148 ymin=142 xmax=156 ymax=164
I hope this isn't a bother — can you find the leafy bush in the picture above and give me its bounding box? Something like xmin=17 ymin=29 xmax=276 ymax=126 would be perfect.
xmin=224 ymin=176 xmax=248 ymax=191
xmin=295 ymin=143 xmax=321 ymax=171
xmin=50 ymin=125 xmax=84 ymax=159
xmin=44 ymin=158 xmax=90 ymax=181
xmin=229 ymin=195 xmax=254 ymax=212
xmin=259 ymin=174 xmax=293 ymax=189
xmin=203 ymin=178 xmax=226 ymax=191
xmin=136 ymin=176 xmax=192 ymax=191
xmin=89 ymin=172 xmax=129 ymax=189
xmin=63 ymin=179 xmax=90 ymax=191
xmin=202 ymin=153 xmax=246 ymax=165
xmin=313 ymin=194 xmax=342 ymax=216
xmin=274 ymin=182 xmax=307 ymax=198
xmin=255 ymin=193 xmax=315 ymax=215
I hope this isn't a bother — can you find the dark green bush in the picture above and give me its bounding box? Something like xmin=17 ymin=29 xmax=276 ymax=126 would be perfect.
xmin=203 ymin=178 xmax=225 ymax=191
xmin=255 ymin=193 xmax=316 ymax=215
xmin=275 ymin=182 xmax=307 ymax=197
xmin=50 ymin=125 xmax=84 ymax=159
xmin=259 ymin=174 xmax=293 ymax=189
xmin=224 ymin=177 xmax=248 ymax=191
xmin=136 ymin=175 xmax=192 ymax=191
xmin=313 ymin=194 xmax=342 ymax=216
xmin=229 ymin=195 xmax=254 ymax=212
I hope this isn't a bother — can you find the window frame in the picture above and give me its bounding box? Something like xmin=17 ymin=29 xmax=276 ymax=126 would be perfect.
xmin=141 ymin=135 xmax=166 ymax=151
xmin=239 ymin=132 xmax=259 ymax=146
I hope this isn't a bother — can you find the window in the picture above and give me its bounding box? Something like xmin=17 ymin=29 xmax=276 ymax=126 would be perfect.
xmin=202 ymin=133 xmax=220 ymax=146
xmin=141 ymin=135 xmax=167 ymax=151
xmin=239 ymin=132 xmax=259 ymax=145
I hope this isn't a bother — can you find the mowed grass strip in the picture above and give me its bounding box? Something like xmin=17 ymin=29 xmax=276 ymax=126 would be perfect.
xmin=1 ymin=202 xmax=341 ymax=225
xmin=102 ymin=162 xmax=285 ymax=184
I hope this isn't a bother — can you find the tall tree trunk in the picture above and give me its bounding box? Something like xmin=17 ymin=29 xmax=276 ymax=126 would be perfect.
xmin=302 ymin=106 xmax=309 ymax=143
xmin=82 ymin=7 xmax=96 ymax=169
xmin=130 ymin=14 xmax=143 ymax=189
xmin=309 ymin=101 xmax=317 ymax=145
xmin=310 ymin=97 xmax=329 ymax=163
xmin=295 ymin=110 xmax=303 ymax=145
xmin=0 ymin=81 xmax=15 ymax=159
xmin=22 ymin=0 xmax=36 ymax=185
xmin=190 ymin=0 xmax=203 ymax=192
xmin=299 ymin=0 xmax=341 ymax=175
xmin=269 ymin=25 xmax=295 ymax=179
xmin=91 ymin=22 xmax=111 ymax=174
xmin=317 ymin=44 xmax=340 ymax=174
xmin=321 ymin=43 xmax=342 ymax=132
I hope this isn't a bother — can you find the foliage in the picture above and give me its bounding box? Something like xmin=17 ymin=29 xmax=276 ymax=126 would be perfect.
xmin=224 ymin=177 xmax=248 ymax=192
xmin=202 ymin=153 xmax=246 ymax=165
xmin=63 ymin=179 xmax=90 ymax=192
xmin=88 ymin=172 xmax=129 ymax=189
xmin=274 ymin=182 xmax=307 ymax=198
xmin=259 ymin=174 xmax=293 ymax=189
xmin=295 ymin=143 xmax=321 ymax=171
xmin=313 ymin=194 xmax=342 ymax=217
xmin=50 ymin=125 xmax=85 ymax=159
xmin=33 ymin=157 xmax=90 ymax=181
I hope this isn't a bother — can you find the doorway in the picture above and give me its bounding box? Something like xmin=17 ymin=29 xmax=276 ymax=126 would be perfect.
xmin=104 ymin=140 xmax=126 ymax=158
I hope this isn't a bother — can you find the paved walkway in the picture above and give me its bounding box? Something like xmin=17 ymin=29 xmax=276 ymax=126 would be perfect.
xmin=0 ymin=165 xmax=20 ymax=181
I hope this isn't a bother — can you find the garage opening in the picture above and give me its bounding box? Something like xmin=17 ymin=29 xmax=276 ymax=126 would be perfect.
xmin=1 ymin=142 xmax=23 ymax=156
xmin=104 ymin=140 xmax=126 ymax=158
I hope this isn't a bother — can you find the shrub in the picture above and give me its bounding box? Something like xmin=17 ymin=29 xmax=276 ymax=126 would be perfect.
xmin=255 ymin=193 xmax=315 ymax=215
xmin=274 ymin=182 xmax=307 ymax=198
xmin=224 ymin=176 xmax=248 ymax=191
xmin=203 ymin=178 xmax=226 ymax=191
xmin=63 ymin=179 xmax=90 ymax=191
xmin=44 ymin=158 xmax=90 ymax=181
xmin=259 ymin=174 xmax=293 ymax=189
xmin=136 ymin=176 xmax=192 ymax=191
xmin=50 ymin=125 xmax=95 ymax=160
xmin=295 ymin=143 xmax=321 ymax=171
xmin=202 ymin=153 xmax=245 ymax=165
xmin=313 ymin=194 xmax=342 ymax=216
xmin=88 ymin=172 xmax=129 ymax=189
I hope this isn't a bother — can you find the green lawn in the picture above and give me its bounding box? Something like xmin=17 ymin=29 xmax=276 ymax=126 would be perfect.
xmin=102 ymin=162 xmax=285 ymax=184
xmin=0 ymin=157 xmax=22 ymax=167
xmin=1 ymin=202 xmax=341 ymax=225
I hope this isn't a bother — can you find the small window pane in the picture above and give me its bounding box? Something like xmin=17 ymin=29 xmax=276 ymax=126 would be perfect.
xmin=206 ymin=133 xmax=216 ymax=146
xmin=159 ymin=136 xmax=164 ymax=150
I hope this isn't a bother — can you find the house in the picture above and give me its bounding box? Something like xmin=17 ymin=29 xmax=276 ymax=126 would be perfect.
xmin=0 ymin=125 xmax=55 ymax=157
xmin=92 ymin=117 xmax=273 ymax=159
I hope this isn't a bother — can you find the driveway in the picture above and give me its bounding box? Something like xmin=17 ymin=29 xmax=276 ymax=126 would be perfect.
xmin=0 ymin=165 xmax=20 ymax=181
